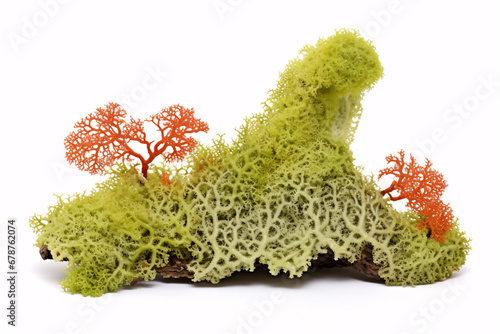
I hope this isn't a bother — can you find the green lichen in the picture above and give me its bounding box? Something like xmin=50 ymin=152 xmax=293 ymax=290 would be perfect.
xmin=31 ymin=166 xmax=193 ymax=296
xmin=31 ymin=29 xmax=470 ymax=296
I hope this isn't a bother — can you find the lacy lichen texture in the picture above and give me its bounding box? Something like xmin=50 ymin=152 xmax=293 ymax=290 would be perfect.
xmin=31 ymin=29 xmax=470 ymax=296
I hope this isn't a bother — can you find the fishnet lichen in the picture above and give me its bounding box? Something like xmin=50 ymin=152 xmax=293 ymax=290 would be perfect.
xmin=31 ymin=29 xmax=470 ymax=296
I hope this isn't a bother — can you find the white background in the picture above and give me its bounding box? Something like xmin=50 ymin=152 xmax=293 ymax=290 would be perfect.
xmin=1 ymin=1 xmax=499 ymax=333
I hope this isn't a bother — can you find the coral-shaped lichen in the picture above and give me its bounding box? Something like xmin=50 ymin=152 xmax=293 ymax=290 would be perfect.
xmin=65 ymin=103 xmax=209 ymax=178
xmin=379 ymin=150 xmax=454 ymax=242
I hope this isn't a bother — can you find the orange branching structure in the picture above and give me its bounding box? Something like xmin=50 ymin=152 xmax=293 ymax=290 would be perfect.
xmin=65 ymin=102 xmax=209 ymax=178
xmin=160 ymin=172 xmax=181 ymax=188
xmin=379 ymin=150 xmax=454 ymax=242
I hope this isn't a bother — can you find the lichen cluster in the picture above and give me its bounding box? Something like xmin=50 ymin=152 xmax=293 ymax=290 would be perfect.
xmin=31 ymin=29 xmax=470 ymax=296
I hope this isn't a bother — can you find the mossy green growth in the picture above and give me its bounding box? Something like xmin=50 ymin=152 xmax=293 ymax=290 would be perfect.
xmin=31 ymin=166 xmax=193 ymax=296
xmin=31 ymin=29 xmax=470 ymax=296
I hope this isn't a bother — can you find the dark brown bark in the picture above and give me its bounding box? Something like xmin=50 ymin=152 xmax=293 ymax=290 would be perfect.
xmin=39 ymin=245 xmax=381 ymax=282
xmin=157 ymin=256 xmax=194 ymax=279
xmin=321 ymin=248 xmax=381 ymax=279
xmin=39 ymin=244 xmax=53 ymax=260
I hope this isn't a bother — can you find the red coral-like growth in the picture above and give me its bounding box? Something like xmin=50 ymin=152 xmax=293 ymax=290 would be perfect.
xmin=379 ymin=150 xmax=453 ymax=242
xmin=65 ymin=103 xmax=209 ymax=178
xmin=417 ymin=201 xmax=454 ymax=243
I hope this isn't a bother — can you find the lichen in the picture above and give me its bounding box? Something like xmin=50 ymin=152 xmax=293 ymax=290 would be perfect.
xmin=31 ymin=29 xmax=470 ymax=296
xmin=31 ymin=166 xmax=193 ymax=296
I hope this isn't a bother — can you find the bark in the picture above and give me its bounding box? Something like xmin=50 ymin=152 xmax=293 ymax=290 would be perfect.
xmin=39 ymin=244 xmax=53 ymax=260
xmin=318 ymin=247 xmax=381 ymax=279
xmin=157 ymin=256 xmax=194 ymax=279
xmin=39 ymin=245 xmax=382 ymax=282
